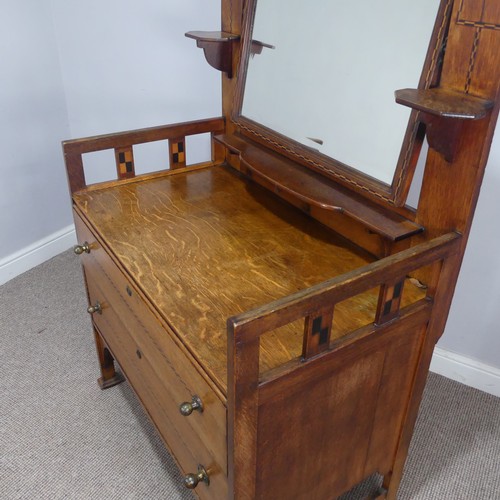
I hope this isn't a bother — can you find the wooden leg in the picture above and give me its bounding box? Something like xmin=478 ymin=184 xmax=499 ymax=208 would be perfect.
xmin=362 ymin=485 xmax=388 ymax=500
xmin=93 ymin=329 xmax=124 ymax=390
xmin=372 ymin=486 xmax=388 ymax=499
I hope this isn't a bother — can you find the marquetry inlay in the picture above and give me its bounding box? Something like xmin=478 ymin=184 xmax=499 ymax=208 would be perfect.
xmin=115 ymin=147 xmax=135 ymax=179
xmin=169 ymin=138 xmax=186 ymax=168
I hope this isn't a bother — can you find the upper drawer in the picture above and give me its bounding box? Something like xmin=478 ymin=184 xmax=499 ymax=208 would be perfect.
xmin=73 ymin=210 xmax=227 ymax=479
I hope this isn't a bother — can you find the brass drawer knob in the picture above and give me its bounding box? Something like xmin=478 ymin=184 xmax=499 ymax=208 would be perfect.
xmin=87 ymin=302 xmax=102 ymax=315
xmin=184 ymin=465 xmax=210 ymax=489
xmin=179 ymin=395 xmax=203 ymax=416
xmin=74 ymin=242 xmax=91 ymax=254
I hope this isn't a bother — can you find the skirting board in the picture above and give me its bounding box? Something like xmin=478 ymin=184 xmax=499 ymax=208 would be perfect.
xmin=430 ymin=347 xmax=500 ymax=398
xmin=0 ymin=224 xmax=77 ymax=286
xmin=1 ymin=229 xmax=499 ymax=398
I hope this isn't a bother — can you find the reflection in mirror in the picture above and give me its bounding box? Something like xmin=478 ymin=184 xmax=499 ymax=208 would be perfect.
xmin=241 ymin=0 xmax=440 ymax=186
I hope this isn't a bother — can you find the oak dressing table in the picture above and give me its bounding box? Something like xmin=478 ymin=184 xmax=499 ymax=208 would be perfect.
xmin=63 ymin=1 xmax=500 ymax=498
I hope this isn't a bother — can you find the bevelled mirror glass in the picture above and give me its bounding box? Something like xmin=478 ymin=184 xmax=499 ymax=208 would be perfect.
xmin=234 ymin=0 xmax=448 ymax=205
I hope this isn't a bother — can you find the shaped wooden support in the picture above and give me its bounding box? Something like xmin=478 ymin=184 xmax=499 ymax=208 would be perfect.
xmin=185 ymin=31 xmax=240 ymax=78
xmin=395 ymin=88 xmax=494 ymax=162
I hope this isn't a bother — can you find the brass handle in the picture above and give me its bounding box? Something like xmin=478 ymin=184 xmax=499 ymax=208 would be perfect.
xmin=74 ymin=242 xmax=91 ymax=254
xmin=184 ymin=465 xmax=210 ymax=489
xmin=179 ymin=395 xmax=203 ymax=416
xmin=87 ymin=302 xmax=102 ymax=315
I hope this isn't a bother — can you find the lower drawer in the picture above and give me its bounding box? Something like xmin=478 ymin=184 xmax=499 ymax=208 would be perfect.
xmin=75 ymin=212 xmax=227 ymax=499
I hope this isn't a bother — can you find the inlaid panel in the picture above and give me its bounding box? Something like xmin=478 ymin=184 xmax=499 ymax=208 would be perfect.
xmin=115 ymin=146 xmax=135 ymax=179
xmin=456 ymin=0 xmax=500 ymax=29
xmin=169 ymin=137 xmax=187 ymax=168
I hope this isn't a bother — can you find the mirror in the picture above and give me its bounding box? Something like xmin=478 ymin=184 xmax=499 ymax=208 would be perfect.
xmin=235 ymin=0 xmax=447 ymax=204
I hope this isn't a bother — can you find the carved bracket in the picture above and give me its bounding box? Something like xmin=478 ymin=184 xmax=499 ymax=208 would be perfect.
xmin=185 ymin=31 xmax=240 ymax=78
xmin=395 ymin=88 xmax=494 ymax=162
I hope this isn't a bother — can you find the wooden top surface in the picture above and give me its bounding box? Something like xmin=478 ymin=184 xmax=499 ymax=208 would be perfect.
xmin=74 ymin=166 xmax=422 ymax=395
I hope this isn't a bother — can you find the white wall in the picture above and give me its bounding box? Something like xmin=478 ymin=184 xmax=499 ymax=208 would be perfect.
xmin=0 ymin=1 xmax=72 ymax=260
xmin=50 ymin=0 xmax=220 ymax=139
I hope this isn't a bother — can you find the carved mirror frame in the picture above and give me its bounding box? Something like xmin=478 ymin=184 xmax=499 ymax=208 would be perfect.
xmin=231 ymin=0 xmax=454 ymax=207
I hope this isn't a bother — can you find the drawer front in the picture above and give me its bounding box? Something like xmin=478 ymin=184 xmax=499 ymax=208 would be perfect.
xmin=74 ymin=212 xmax=227 ymax=498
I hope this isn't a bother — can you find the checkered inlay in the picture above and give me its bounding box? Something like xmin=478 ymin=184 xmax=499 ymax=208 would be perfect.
xmin=383 ymin=281 xmax=403 ymax=316
xmin=115 ymin=147 xmax=135 ymax=179
xmin=170 ymin=138 xmax=186 ymax=168
xmin=302 ymin=309 xmax=333 ymax=360
xmin=172 ymin=142 xmax=185 ymax=163
xmin=312 ymin=316 xmax=330 ymax=345
xmin=119 ymin=151 xmax=133 ymax=173
xmin=376 ymin=280 xmax=404 ymax=324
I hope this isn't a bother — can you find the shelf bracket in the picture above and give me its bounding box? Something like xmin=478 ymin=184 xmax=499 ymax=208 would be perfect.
xmin=395 ymin=88 xmax=494 ymax=162
xmin=185 ymin=31 xmax=240 ymax=78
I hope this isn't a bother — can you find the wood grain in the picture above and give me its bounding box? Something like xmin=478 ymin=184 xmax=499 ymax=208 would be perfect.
xmin=74 ymin=166 xmax=426 ymax=394
xmin=255 ymin=317 xmax=427 ymax=500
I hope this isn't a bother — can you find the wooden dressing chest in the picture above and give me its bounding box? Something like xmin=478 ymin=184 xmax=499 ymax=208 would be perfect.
xmin=63 ymin=1 xmax=500 ymax=498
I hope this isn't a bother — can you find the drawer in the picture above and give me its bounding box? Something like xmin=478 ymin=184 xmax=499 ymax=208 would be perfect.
xmin=74 ymin=211 xmax=227 ymax=498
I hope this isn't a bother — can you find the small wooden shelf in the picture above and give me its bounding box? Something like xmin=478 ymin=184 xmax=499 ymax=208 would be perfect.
xmin=395 ymin=88 xmax=494 ymax=162
xmin=185 ymin=31 xmax=240 ymax=78
xmin=216 ymin=134 xmax=423 ymax=243
xmin=250 ymin=39 xmax=275 ymax=56
xmin=395 ymin=88 xmax=493 ymax=119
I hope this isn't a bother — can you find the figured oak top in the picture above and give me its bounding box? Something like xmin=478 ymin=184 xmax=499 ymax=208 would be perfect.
xmin=74 ymin=166 xmax=422 ymax=394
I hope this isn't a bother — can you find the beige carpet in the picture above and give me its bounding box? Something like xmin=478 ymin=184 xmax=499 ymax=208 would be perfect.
xmin=1 ymin=250 xmax=499 ymax=499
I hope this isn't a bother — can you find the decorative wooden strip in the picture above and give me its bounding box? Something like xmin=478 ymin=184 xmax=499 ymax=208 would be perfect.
xmin=169 ymin=137 xmax=186 ymax=169
xmin=375 ymin=279 xmax=405 ymax=325
xmin=302 ymin=307 xmax=334 ymax=359
xmin=114 ymin=146 xmax=135 ymax=179
xmin=62 ymin=117 xmax=225 ymax=155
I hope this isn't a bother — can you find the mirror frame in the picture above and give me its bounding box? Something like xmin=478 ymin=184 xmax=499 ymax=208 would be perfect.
xmin=231 ymin=0 xmax=453 ymax=207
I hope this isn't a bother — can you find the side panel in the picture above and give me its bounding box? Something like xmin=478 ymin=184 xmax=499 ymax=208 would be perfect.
xmin=255 ymin=325 xmax=426 ymax=500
